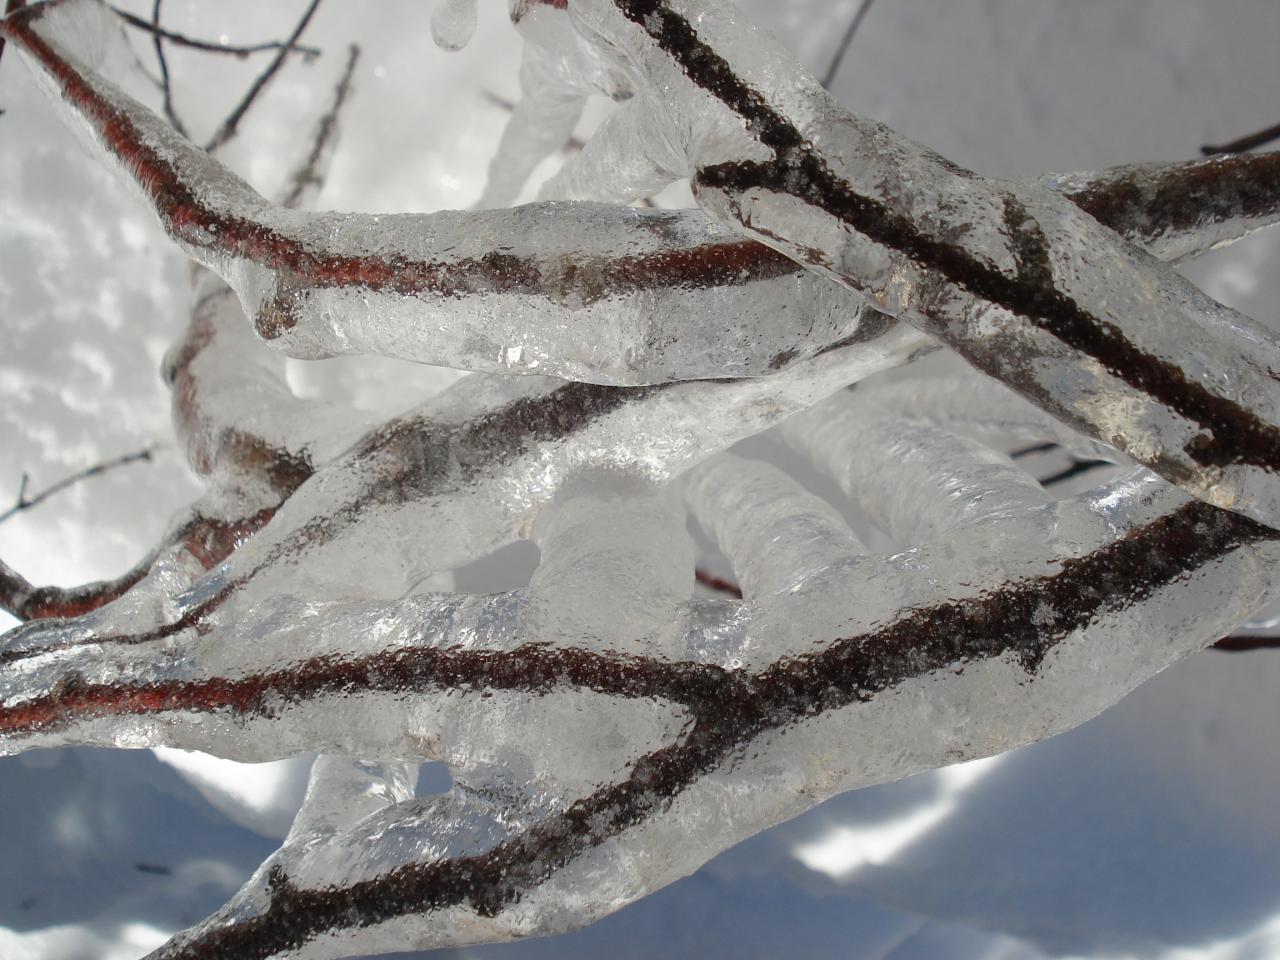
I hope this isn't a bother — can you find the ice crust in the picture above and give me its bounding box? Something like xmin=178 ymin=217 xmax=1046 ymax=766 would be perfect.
xmin=2 ymin=1 xmax=1280 ymax=959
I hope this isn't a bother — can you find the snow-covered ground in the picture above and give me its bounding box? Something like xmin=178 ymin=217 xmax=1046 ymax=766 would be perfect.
xmin=1 ymin=1 xmax=1279 ymax=957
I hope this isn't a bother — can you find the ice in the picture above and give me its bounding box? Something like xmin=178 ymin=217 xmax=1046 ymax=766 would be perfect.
xmin=430 ymin=0 xmax=478 ymax=52
xmin=10 ymin=4 xmax=1273 ymax=396
xmin=2 ymin=1 xmax=1280 ymax=958
xmin=685 ymin=454 xmax=863 ymax=597
xmin=785 ymin=407 xmax=1053 ymax=544
xmin=5 ymin=333 xmax=1279 ymax=956
xmin=566 ymin=0 xmax=1280 ymax=527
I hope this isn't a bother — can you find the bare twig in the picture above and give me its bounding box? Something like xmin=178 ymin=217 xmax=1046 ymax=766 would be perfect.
xmin=482 ymin=90 xmax=516 ymax=111
xmin=1010 ymin=441 xmax=1059 ymax=459
xmin=821 ymin=0 xmax=876 ymax=90
xmin=110 ymin=5 xmax=321 ymax=59
xmin=203 ymin=0 xmax=323 ymax=154
xmin=1213 ymin=634 xmax=1280 ymax=652
xmin=695 ymin=568 xmax=743 ymax=599
xmin=150 ymin=0 xmax=188 ymax=138
xmin=280 ymin=43 xmax=360 ymax=210
xmin=1202 ymin=120 xmax=1280 ymax=156
xmin=1038 ymin=458 xmax=1113 ymax=489
xmin=0 ymin=446 xmax=156 ymax=526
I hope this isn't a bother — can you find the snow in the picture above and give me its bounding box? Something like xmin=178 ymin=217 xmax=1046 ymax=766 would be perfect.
xmin=1 ymin=0 xmax=1279 ymax=958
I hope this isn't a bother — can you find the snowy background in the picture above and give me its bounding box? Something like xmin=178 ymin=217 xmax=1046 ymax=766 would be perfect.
xmin=2 ymin=1 xmax=1279 ymax=957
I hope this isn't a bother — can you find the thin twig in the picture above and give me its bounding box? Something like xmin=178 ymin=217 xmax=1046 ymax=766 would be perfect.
xmin=204 ymin=0 xmax=324 ymax=154
xmin=110 ymin=5 xmax=321 ymax=59
xmin=1213 ymin=634 xmax=1280 ymax=653
xmin=695 ymin=568 xmax=743 ymax=599
xmin=1201 ymin=120 xmax=1280 ymax=156
xmin=0 ymin=447 xmax=157 ymax=526
xmin=280 ymin=43 xmax=360 ymax=210
xmin=482 ymin=90 xmax=516 ymax=112
xmin=1039 ymin=458 xmax=1113 ymax=489
xmin=821 ymin=0 xmax=876 ymax=90
xmin=1010 ymin=441 xmax=1058 ymax=459
xmin=151 ymin=0 xmax=188 ymax=138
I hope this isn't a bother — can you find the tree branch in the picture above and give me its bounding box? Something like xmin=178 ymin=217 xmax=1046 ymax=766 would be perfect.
xmin=149 ymin=0 xmax=187 ymax=137
xmin=820 ymin=0 xmax=875 ymax=90
xmin=203 ymin=0 xmax=323 ymax=153
xmin=1213 ymin=634 xmax=1280 ymax=652
xmin=0 ymin=447 xmax=155 ymax=527
xmin=1202 ymin=120 xmax=1280 ymax=156
xmin=109 ymin=5 xmax=321 ymax=59
xmin=279 ymin=42 xmax=359 ymax=210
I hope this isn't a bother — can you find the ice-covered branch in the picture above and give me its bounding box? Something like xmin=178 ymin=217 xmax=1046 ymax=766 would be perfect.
xmin=0 ymin=318 xmax=923 ymax=667
xmin=4 ymin=0 xmax=1277 ymax=389
xmin=6 ymin=453 xmax=1269 ymax=958
xmin=557 ymin=0 xmax=1280 ymax=527
xmin=137 ymin=473 xmax=1276 ymax=959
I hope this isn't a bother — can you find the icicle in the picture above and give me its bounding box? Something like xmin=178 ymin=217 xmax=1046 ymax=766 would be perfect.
xmin=430 ymin=0 xmax=479 ymax=52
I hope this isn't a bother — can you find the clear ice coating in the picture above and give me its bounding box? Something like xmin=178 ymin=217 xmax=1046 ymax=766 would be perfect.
xmin=430 ymin=0 xmax=478 ymax=52
xmin=2 ymin=1 xmax=1280 ymax=959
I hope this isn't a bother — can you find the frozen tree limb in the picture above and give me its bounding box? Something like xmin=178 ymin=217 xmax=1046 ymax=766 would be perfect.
xmin=4 ymin=1 xmax=1277 ymax=389
xmin=0 ymin=17 xmax=366 ymax=625
xmin=562 ymin=0 xmax=1280 ymax=526
xmin=3 ymin=2 xmax=1280 ymax=957
xmin=3 ymin=407 xmax=1276 ymax=957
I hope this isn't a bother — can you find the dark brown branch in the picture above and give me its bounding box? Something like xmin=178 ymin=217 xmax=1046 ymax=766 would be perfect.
xmin=1068 ymin=152 xmax=1280 ymax=261
xmin=1202 ymin=120 xmax=1280 ymax=157
xmin=1 ymin=555 xmax=145 ymax=624
xmin=0 ymin=447 xmax=155 ymax=526
xmin=820 ymin=0 xmax=875 ymax=90
xmin=203 ymin=0 xmax=323 ymax=153
xmin=110 ymin=5 xmax=321 ymax=59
